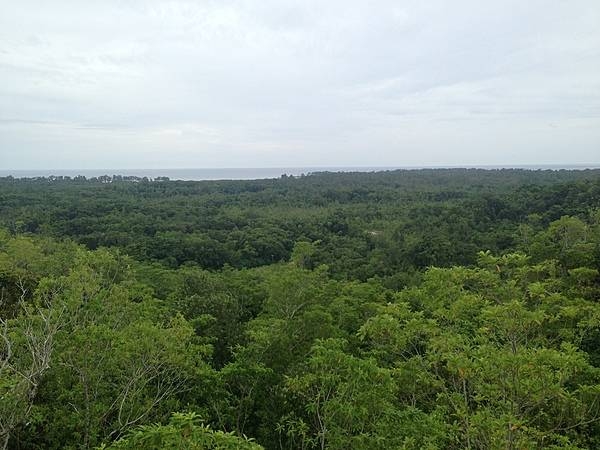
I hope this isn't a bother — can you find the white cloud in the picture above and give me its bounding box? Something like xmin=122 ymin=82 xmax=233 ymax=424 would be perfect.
xmin=0 ymin=0 xmax=599 ymax=168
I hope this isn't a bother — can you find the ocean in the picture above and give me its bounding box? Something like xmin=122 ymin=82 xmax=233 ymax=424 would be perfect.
xmin=0 ymin=165 xmax=598 ymax=181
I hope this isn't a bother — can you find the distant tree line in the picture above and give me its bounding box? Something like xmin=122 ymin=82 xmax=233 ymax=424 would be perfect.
xmin=1 ymin=174 xmax=171 ymax=183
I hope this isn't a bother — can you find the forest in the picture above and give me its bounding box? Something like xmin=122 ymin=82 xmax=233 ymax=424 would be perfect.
xmin=1 ymin=168 xmax=600 ymax=449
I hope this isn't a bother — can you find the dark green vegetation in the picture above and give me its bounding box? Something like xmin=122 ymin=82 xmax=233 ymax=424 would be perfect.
xmin=1 ymin=169 xmax=600 ymax=449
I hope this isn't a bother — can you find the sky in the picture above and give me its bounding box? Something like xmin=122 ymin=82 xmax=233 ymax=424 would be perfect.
xmin=0 ymin=0 xmax=599 ymax=169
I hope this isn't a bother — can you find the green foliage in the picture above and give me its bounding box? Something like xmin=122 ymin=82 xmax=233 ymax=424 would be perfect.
xmin=282 ymin=338 xmax=401 ymax=450
xmin=2 ymin=170 xmax=600 ymax=449
xmin=102 ymin=412 xmax=263 ymax=449
xmin=2 ymin=169 xmax=599 ymax=280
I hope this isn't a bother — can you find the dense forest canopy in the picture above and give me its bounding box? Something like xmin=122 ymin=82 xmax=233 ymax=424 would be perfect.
xmin=1 ymin=168 xmax=600 ymax=449
xmin=2 ymin=169 xmax=600 ymax=283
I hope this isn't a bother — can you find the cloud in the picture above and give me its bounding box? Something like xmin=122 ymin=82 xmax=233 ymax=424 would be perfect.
xmin=0 ymin=0 xmax=599 ymax=169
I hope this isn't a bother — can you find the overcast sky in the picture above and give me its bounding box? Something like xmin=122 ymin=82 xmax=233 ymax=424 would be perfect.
xmin=1 ymin=0 xmax=599 ymax=169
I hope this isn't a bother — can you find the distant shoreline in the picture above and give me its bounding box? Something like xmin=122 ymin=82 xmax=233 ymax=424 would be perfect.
xmin=1 ymin=165 xmax=599 ymax=181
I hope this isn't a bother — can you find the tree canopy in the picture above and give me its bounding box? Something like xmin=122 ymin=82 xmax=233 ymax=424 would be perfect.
xmin=1 ymin=169 xmax=600 ymax=448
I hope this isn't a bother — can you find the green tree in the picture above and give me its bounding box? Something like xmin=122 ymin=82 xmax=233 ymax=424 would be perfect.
xmin=102 ymin=412 xmax=263 ymax=449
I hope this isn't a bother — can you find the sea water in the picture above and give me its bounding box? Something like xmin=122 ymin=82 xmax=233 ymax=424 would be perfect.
xmin=1 ymin=165 xmax=599 ymax=181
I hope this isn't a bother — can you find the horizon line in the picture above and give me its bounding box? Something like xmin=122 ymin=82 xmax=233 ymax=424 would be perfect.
xmin=3 ymin=163 xmax=600 ymax=172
